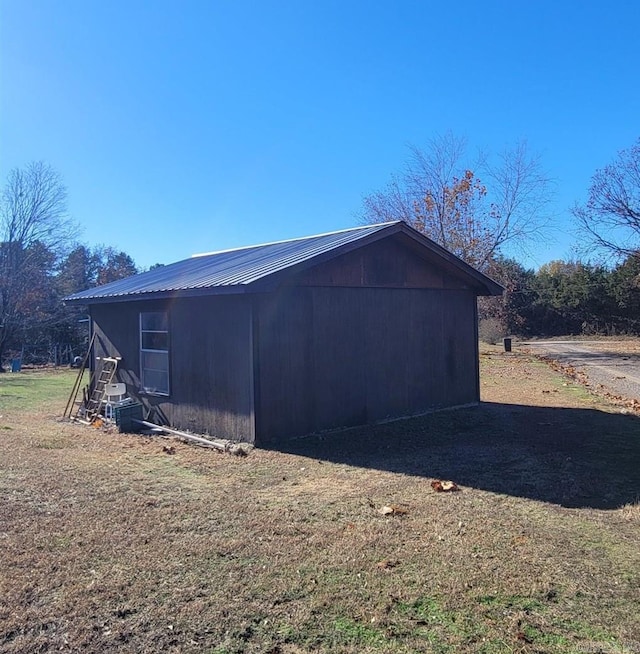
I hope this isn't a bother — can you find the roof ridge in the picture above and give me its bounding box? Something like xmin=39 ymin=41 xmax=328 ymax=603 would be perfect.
xmin=191 ymin=221 xmax=400 ymax=258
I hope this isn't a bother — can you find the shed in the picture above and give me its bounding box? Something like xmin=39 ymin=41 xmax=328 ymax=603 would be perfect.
xmin=64 ymin=221 xmax=503 ymax=445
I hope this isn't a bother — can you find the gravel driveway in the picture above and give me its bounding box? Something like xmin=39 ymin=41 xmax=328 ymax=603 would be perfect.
xmin=522 ymin=340 xmax=640 ymax=402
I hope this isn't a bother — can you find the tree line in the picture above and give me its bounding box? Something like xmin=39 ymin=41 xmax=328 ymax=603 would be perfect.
xmin=0 ymin=162 xmax=137 ymax=369
xmin=1 ymin=137 xmax=639 ymax=368
xmin=479 ymin=254 xmax=640 ymax=341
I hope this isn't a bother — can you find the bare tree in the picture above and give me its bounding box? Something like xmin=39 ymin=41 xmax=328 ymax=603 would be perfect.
xmin=572 ymin=138 xmax=640 ymax=260
xmin=359 ymin=133 xmax=554 ymax=270
xmin=361 ymin=133 xmax=469 ymax=233
xmin=0 ymin=162 xmax=74 ymax=369
xmin=481 ymin=141 xmax=555 ymax=261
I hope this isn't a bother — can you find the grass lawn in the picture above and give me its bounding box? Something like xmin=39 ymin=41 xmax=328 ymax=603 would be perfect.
xmin=0 ymin=349 xmax=639 ymax=654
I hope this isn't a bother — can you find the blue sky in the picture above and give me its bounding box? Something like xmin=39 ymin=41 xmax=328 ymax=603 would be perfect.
xmin=1 ymin=0 xmax=638 ymax=270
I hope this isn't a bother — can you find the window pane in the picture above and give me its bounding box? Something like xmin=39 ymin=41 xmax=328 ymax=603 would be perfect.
xmin=141 ymin=332 xmax=169 ymax=351
xmin=141 ymin=351 xmax=169 ymax=394
xmin=142 ymin=368 xmax=169 ymax=395
xmin=141 ymin=350 xmax=168 ymax=372
xmin=141 ymin=312 xmax=168 ymax=331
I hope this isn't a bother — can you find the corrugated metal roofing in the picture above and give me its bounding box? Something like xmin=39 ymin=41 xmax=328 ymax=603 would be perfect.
xmin=64 ymin=221 xmax=504 ymax=304
xmin=63 ymin=222 xmax=402 ymax=303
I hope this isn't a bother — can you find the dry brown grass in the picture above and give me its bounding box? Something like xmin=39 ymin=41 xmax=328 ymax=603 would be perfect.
xmin=1 ymin=354 xmax=639 ymax=653
xmin=620 ymin=501 xmax=640 ymax=523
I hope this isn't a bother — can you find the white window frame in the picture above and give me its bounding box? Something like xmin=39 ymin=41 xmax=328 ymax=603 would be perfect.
xmin=139 ymin=311 xmax=170 ymax=396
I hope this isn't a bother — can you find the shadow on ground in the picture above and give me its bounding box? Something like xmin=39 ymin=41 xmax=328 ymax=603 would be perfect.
xmin=266 ymin=402 xmax=640 ymax=510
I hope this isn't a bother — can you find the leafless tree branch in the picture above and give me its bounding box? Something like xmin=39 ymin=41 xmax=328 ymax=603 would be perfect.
xmin=572 ymin=138 xmax=640 ymax=261
xmin=358 ymin=133 xmax=554 ymax=270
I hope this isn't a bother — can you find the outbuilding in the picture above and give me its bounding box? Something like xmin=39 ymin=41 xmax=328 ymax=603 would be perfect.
xmin=64 ymin=221 xmax=503 ymax=445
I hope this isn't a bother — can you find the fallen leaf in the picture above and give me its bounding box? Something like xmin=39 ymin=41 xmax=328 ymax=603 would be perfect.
xmin=229 ymin=444 xmax=249 ymax=456
xmin=431 ymin=480 xmax=460 ymax=493
xmin=378 ymin=505 xmax=408 ymax=516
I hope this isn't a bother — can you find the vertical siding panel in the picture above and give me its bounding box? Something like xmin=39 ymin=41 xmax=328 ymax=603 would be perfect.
xmin=311 ymin=287 xmax=367 ymax=431
xmin=406 ymin=290 xmax=435 ymax=410
xmin=406 ymin=290 xmax=449 ymax=410
xmin=428 ymin=291 xmax=448 ymax=407
xmin=170 ymin=295 xmax=253 ymax=442
xmin=440 ymin=290 xmax=478 ymax=406
xmin=363 ymin=289 xmax=410 ymax=422
xmin=257 ymin=288 xmax=314 ymax=441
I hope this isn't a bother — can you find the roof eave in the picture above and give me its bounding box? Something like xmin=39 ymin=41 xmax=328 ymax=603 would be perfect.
xmin=62 ymin=284 xmax=256 ymax=306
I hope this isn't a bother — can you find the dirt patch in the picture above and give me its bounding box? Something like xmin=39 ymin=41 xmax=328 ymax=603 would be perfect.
xmin=1 ymin=360 xmax=639 ymax=653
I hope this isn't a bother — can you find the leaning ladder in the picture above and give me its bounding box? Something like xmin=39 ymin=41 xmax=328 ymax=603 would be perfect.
xmin=82 ymin=357 xmax=120 ymax=421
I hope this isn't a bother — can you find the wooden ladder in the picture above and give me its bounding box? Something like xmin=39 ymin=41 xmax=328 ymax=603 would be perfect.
xmin=69 ymin=355 xmax=120 ymax=423
xmin=83 ymin=357 xmax=120 ymax=421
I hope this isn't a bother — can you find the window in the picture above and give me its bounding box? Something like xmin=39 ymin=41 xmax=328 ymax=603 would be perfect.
xmin=140 ymin=311 xmax=169 ymax=395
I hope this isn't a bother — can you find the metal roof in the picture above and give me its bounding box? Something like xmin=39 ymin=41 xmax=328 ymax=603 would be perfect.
xmin=63 ymin=221 xmax=503 ymax=304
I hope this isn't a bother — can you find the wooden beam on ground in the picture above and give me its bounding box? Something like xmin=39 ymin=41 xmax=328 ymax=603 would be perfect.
xmin=132 ymin=419 xmax=232 ymax=452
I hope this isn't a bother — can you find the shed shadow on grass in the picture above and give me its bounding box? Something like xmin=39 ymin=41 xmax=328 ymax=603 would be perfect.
xmin=266 ymin=403 xmax=640 ymax=510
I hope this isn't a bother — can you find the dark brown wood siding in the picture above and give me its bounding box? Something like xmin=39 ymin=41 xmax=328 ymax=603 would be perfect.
xmin=91 ymin=295 xmax=254 ymax=442
xmin=293 ymin=236 xmax=473 ymax=290
xmin=255 ymin=286 xmax=479 ymax=442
